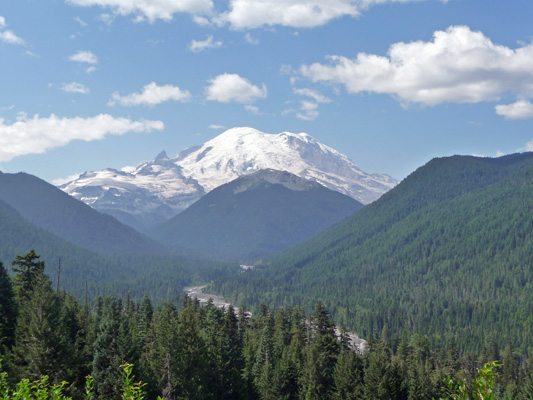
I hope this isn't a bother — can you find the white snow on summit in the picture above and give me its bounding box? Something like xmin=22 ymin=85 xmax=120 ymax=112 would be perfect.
xmin=176 ymin=127 xmax=397 ymax=203
xmin=60 ymin=127 xmax=398 ymax=230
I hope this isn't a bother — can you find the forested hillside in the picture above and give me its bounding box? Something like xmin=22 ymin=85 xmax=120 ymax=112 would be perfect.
xmin=0 ymin=172 xmax=167 ymax=257
xmin=152 ymin=169 xmax=363 ymax=260
xmin=1 ymin=255 xmax=532 ymax=399
xmin=210 ymin=153 xmax=533 ymax=355
xmin=0 ymin=199 xmax=235 ymax=303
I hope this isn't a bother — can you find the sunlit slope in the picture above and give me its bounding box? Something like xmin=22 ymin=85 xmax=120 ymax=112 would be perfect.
xmin=211 ymin=153 xmax=533 ymax=352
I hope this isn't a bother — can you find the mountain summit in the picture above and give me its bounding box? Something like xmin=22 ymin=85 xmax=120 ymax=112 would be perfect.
xmin=60 ymin=127 xmax=397 ymax=231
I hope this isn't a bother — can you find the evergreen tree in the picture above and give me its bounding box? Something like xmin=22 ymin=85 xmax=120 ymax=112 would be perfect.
xmin=92 ymin=297 xmax=124 ymax=400
xmin=11 ymin=249 xmax=45 ymax=298
xmin=11 ymin=269 xmax=74 ymax=385
xmin=0 ymin=262 xmax=16 ymax=350
xmin=333 ymin=349 xmax=364 ymax=400
xmin=175 ymin=303 xmax=212 ymax=400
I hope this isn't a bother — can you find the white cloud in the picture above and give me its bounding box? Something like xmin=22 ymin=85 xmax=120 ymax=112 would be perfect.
xmin=0 ymin=114 xmax=163 ymax=162
xmin=52 ymin=173 xmax=82 ymax=186
xmin=206 ymin=73 xmax=267 ymax=103
xmin=525 ymin=140 xmax=533 ymax=152
xmin=0 ymin=16 xmax=25 ymax=45
xmin=69 ymin=50 xmax=98 ymax=64
xmin=244 ymin=105 xmax=262 ymax=115
xmin=216 ymin=0 xmax=418 ymax=30
xmin=209 ymin=124 xmax=225 ymax=129
xmin=67 ymin=0 xmax=214 ymax=23
xmin=189 ymin=35 xmax=222 ymax=53
xmin=296 ymin=101 xmax=319 ymax=121
xmin=74 ymin=16 xmax=88 ymax=26
xmin=293 ymin=87 xmax=330 ymax=120
xmin=495 ymin=100 xmax=533 ymax=120
xmin=85 ymin=66 xmax=97 ymax=74
xmin=98 ymin=13 xmax=116 ymax=25
xmin=62 ymin=82 xmax=90 ymax=94
xmin=108 ymin=82 xmax=191 ymax=106
xmin=294 ymin=87 xmax=331 ymax=103
xmin=301 ymin=25 xmax=533 ymax=107
xmin=244 ymin=33 xmax=258 ymax=45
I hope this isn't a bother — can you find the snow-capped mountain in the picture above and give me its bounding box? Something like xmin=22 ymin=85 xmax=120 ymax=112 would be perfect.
xmin=60 ymin=127 xmax=398 ymax=231
xmin=175 ymin=127 xmax=397 ymax=202
xmin=60 ymin=151 xmax=205 ymax=231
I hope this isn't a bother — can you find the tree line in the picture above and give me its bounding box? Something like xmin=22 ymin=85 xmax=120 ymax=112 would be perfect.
xmin=1 ymin=251 xmax=533 ymax=399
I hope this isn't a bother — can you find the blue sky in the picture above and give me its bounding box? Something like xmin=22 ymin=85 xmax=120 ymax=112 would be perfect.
xmin=1 ymin=0 xmax=533 ymax=184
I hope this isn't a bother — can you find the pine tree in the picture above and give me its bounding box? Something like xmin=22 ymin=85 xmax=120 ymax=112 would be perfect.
xmin=11 ymin=249 xmax=45 ymax=298
xmin=11 ymin=269 xmax=74 ymax=385
xmin=92 ymin=297 xmax=123 ymax=400
xmin=333 ymin=349 xmax=364 ymax=400
xmin=0 ymin=262 xmax=16 ymax=350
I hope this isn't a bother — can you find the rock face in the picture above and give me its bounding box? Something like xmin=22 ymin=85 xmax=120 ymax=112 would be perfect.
xmin=60 ymin=127 xmax=398 ymax=231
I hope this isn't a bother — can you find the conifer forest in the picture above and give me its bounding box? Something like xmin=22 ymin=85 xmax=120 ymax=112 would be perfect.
xmin=1 ymin=251 xmax=533 ymax=400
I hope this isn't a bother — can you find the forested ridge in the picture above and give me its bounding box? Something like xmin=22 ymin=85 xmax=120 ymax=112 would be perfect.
xmin=1 ymin=251 xmax=533 ymax=400
xmin=0 ymin=196 xmax=236 ymax=304
xmin=0 ymin=172 xmax=167 ymax=257
xmin=209 ymin=153 xmax=533 ymax=356
xmin=151 ymin=170 xmax=363 ymax=261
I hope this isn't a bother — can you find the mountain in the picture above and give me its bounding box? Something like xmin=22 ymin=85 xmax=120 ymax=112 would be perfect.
xmin=0 ymin=196 xmax=234 ymax=303
xmin=59 ymin=151 xmax=205 ymax=232
xmin=150 ymin=169 xmax=364 ymax=260
xmin=209 ymin=152 xmax=533 ymax=352
xmin=60 ymin=127 xmax=397 ymax=231
xmin=0 ymin=171 xmax=167 ymax=257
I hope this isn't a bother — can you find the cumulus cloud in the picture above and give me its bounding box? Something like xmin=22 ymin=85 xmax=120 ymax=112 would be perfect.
xmin=216 ymin=0 xmax=418 ymax=30
xmin=69 ymin=50 xmax=98 ymax=64
xmin=525 ymin=140 xmax=533 ymax=152
xmin=62 ymin=82 xmax=90 ymax=94
xmin=0 ymin=16 xmax=25 ymax=45
xmin=293 ymin=87 xmax=331 ymax=120
xmin=206 ymin=73 xmax=267 ymax=103
xmin=301 ymin=25 xmax=533 ymax=107
xmin=244 ymin=105 xmax=262 ymax=115
xmin=209 ymin=124 xmax=225 ymax=129
xmin=0 ymin=113 xmax=163 ymax=162
xmin=495 ymin=100 xmax=533 ymax=120
xmin=297 ymin=101 xmax=319 ymax=121
xmin=189 ymin=35 xmax=222 ymax=53
xmin=108 ymin=82 xmax=191 ymax=107
xmin=67 ymin=0 xmax=214 ymax=23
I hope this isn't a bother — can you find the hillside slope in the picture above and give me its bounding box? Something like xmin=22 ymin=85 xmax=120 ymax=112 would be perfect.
xmin=210 ymin=153 xmax=533 ymax=352
xmin=0 ymin=172 xmax=167 ymax=257
xmin=151 ymin=169 xmax=364 ymax=260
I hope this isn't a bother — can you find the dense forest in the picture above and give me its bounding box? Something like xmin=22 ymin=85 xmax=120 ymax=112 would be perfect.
xmin=209 ymin=154 xmax=533 ymax=356
xmin=1 ymin=251 xmax=533 ymax=399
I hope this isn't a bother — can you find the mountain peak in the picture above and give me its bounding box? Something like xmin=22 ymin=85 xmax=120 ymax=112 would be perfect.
xmin=154 ymin=150 xmax=169 ymax=161
xmin=60 ymin=126 xmax=398 ymax=230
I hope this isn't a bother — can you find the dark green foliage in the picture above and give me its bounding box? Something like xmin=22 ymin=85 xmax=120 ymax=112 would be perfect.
xmin=0 ymin=197 xmax=238 ymax=303
xmin=0 ymin=171 xmax=167 ymax=257
xmin=11 ymin=264 xmax=75 ymax=386
xmin=0 ymin=262 xmax=531 ymax=400
xmin=0 ymin=262 xmax=16 ymax=350
xmin=151 ymin=170 xmax=363 ymax=261
xmin=210 ymin=153 xmax=533 ymax=354
xmin=11 ymin=249 xmax=45 ymax=297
